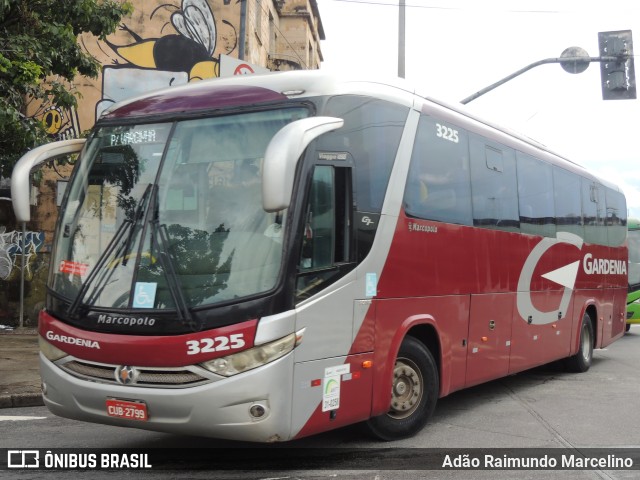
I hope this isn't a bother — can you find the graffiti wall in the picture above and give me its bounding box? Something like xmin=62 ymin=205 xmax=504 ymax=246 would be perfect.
xmin=0 ymin=166 xmax=72 ymax=327
xmin=0 ymin=228 xmax=44 ymax=282
xmin=25 ymin=0 xmax=242 ymax=139
xmin=0 ymin=227 xmax=47 ymax=327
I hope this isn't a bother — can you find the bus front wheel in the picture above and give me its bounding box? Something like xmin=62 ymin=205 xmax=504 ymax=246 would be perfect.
xmin=565 ymin=313 xmax=594 ymax=373
xmin=365 ymin=336 xmax=438 ymax=441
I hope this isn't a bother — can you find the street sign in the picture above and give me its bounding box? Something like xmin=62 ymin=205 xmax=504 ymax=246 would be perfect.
xmin=219 ymin=54 xmax=270 ymax=77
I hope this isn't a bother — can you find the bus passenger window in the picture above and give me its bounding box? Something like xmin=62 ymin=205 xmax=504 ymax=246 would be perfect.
xmin=554 ymin=167 xmax=584 ymax=240
xmin=469 ymin=134 xmax=519 ymax=232
xmin=606 ymin=188 xmax=627 ymax=247
xmin=404 ymin=115 xmax=472 ymax=226
xmin=516 ymin=152 xmax=556 ymax=237
xmin=582 ymin=179 xmax=607 ymax=245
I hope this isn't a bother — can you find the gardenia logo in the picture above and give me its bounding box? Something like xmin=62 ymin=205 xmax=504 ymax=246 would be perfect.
xmin=582 ymin=253 xmax=627 ymax=275
xmin=46 ymin=331 xmax=100 ymax=349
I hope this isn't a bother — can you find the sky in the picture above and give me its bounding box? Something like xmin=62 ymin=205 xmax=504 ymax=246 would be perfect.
xmin=316 ymin=0 xmax=640 ymax=218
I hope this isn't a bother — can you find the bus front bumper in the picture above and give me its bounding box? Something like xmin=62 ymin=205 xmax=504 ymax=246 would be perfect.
xmin=39 ymin=352 xmax=295 ymax=443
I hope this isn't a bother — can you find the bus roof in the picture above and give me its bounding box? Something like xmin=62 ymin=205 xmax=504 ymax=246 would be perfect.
xmin=99 ymin=70 xmax=418 ymax=121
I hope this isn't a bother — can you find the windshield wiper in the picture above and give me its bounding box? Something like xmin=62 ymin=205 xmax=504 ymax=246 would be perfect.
xmin=67 ymin=184 xmax=153 ymax=317
xmin=66 ymin=182 xmax=199 ymax=331
xmin=67 ymin=217 xmax=131 ymax=318
xmin=120 ymin=183 xmax=153 ymax=267
xmin=152 ymin=220 xmax=199 ymax=331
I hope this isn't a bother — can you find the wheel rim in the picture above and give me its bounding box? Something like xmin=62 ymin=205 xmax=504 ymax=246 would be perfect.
xmin=389 ymin=357 xmax=423 ymax=419
xmin=580 ymin=322 xmax=592 ymax=363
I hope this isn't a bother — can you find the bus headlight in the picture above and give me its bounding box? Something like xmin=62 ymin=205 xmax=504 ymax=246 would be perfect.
xmin=38 ymin=335 xmax=68 ymax=361
xmin=200 ymin=332 xmax=297 ymax=377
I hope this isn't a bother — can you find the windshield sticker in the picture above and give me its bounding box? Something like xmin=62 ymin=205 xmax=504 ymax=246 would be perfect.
xmin=365 ymin=273 xmax=377 ymax=297
xmin=59 ymin=260 xmax=89 ymax=276
xmin=133 ymin=282 xmax=157 ymax=309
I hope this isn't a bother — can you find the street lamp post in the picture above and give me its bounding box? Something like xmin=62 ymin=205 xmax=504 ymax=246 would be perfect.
xmin=461 ymin=31 xmax=635 ymax=104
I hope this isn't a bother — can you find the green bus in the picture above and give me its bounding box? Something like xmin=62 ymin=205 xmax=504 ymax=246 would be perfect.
xmin=628 ymin=218 xmax=640 ymax=331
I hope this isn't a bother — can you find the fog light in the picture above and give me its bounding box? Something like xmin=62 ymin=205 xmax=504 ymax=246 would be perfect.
xmin=41 ymin=382 xmax=47 ymax=396
xmin=249 ymin=404 xmax=267 ymax=418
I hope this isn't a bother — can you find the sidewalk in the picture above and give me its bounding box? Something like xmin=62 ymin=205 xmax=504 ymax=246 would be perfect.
xmin=0 ymin=329 xmax=44 ymax=408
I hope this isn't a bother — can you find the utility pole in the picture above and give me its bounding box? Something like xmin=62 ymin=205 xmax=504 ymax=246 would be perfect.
xmin=398 ymin=0 xmax=405 ymax=78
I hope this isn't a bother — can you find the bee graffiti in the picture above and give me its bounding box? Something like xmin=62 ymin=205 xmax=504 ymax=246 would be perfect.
xmin=106 ymin=0 xmax=221 ymax=81
xmin=94 ymin=0 xmax=238 ymax=120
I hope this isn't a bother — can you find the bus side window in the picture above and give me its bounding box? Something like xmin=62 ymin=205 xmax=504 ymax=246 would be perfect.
xmin=296 ymin=165 xmax=353 ymax=301
xmin=300 ymin=166 xmax=335 ymax=270
xmin=605 ymin=188 xmax=627 ymax=247
xmin=469 ymin=134 xmax=519 ymax=232
xmin=516 ymin=152 xmax=556 ymax=238
xmin=582 ymin=179 xmax=607 ymax=245
xmin=553 ymin=166 xmax=584 ymax=240
xmin=404 ymin=115 xmax=472 ymax=226
xmin=317 ymin=95 xmax=408 ymax=214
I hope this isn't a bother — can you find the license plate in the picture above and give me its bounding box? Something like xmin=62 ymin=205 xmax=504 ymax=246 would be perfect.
xmin=106 ymin=398 xmax=148 ymax=421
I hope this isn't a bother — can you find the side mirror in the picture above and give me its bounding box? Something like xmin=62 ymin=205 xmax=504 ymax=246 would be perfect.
xmin=262 ymin=116 xmax=343 ymax=212
xmin=11 ymin=139 xmax=86 ymax=222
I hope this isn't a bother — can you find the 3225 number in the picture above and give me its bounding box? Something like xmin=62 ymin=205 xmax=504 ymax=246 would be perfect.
xmin=186 ymin=334 xmax=246 ymax=355
xmin=436 ymin=123 xmax=459 ymax=143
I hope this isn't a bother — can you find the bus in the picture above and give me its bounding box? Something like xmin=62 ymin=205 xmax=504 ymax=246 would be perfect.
xmin=12 ymin=71 xmax=628 ymax=442
xmin=627 ymin=218 xmax=640 ymax=332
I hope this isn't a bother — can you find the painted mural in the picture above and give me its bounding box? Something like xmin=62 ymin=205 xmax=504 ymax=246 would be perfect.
xmin=0 ymin=228 xmax=45 ymax=282
xmin=32 ymin=0 xmax=241 ymax=137
xmin=91 ymin=0 xmax=239 ymax=122
xmin=27 ymin=102 xmax=81 ymax=141
xmin=107 ymin=0 xmax=221 ymax=80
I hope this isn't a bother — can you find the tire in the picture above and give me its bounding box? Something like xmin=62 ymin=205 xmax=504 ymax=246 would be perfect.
xmin=365 ymin=336 xmax=439 ymax=441
xmin=565 ymin=313 xmax=594 ymax=373
xmin=625 ymin=323 xmax=631 ymax=333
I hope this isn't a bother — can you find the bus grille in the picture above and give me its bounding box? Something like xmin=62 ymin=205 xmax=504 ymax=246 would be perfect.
xmin=59 ymin=359 xmax=210 ymax=388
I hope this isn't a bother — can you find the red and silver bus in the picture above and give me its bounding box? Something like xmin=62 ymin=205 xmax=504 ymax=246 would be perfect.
xmin=12 ymin=71 xmax=628 ymax=442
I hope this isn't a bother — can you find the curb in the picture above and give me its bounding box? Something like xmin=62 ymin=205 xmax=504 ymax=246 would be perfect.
xmin=0 ymin=393 xmax=44 ymax=409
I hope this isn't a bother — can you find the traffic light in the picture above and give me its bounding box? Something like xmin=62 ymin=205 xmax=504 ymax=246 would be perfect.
xmin=598 ymin=30 xmax=636 ymax=100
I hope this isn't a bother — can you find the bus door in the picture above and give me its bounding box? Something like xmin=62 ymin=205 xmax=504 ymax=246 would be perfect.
xmin=292 ymin=163 xmax=374 ymax=436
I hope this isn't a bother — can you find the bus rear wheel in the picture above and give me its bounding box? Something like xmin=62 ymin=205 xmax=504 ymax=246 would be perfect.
xmin=365 ymin=336 xmax=438 ymax=441
xmin=565 ymin=312 xmax=594 ymax=373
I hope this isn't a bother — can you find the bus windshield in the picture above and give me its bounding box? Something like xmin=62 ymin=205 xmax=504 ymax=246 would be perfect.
xmin=51 ymin=108 xmax=309 ymax=314
xmin=629 ymin=222 xmax=640 ymax=290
